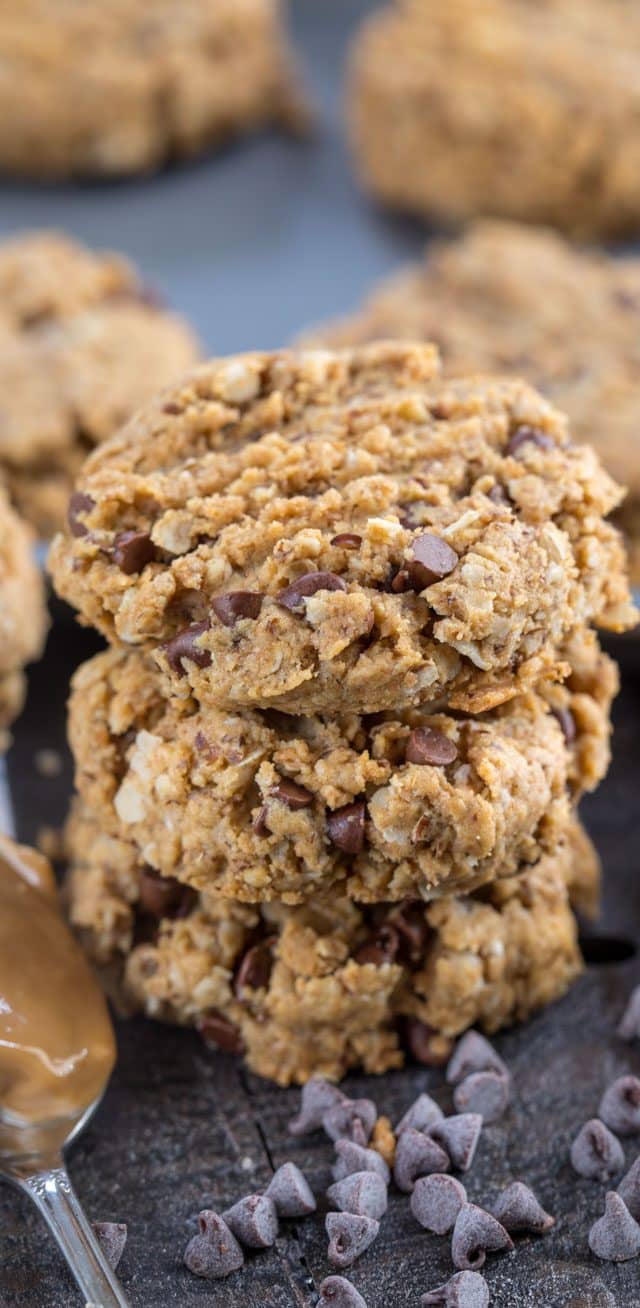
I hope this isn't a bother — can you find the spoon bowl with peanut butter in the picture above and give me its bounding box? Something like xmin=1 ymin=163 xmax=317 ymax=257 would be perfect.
xmin=0 ymin=833 xmax=130 ymax=1306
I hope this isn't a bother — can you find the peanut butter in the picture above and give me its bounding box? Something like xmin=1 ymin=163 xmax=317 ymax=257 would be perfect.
xmin=0 ymin=834 xmax=115 ymax=1136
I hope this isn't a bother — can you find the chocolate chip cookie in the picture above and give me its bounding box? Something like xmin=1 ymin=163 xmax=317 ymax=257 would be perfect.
xmin=348 ymin=0 xmax=640 ymax=237
xmin=49 ymin=344 xmax=637 ymax=718
xmin=305 ymin=222 xmax=640 ymax=587
xmin=0 ymin=232 xmax=199 ymax=538
xmin=66 ymin=801 xmax=590 ymax=1084
xmin=0 ymin=0 xmax=304 ymax=178
xmin=0 ymin=488 xmax=47 ymax=750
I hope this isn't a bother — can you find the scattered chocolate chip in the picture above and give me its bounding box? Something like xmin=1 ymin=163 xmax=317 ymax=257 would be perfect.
xmin=326 ymin=1212 xmax=379 ymax=1269
xmin=288 ymin=1078 xmax=347 ymax=1135
xmin=396 ymin=1093 xmax=444 ymax=1137
xmin=112 ymin=530 xmax=155 ymax=575
xmin=327 ymin=801 xmax=366 ymax=854
xmin=387 ymin=902 xmax=432 ymax=966
xmin=278 ymin=571 xmax=347 ymax=611
xmin=589 ymin=1192 xmax=640 ymax=1262
xmin=618 ymin=1157 xmax=640 ymax=1220
xmin=404 ymin=1019 xmax=453 ymax=1067
xmin=354 ymin=924 xmax=400 ymax=966
xmin=492 ymin=1182 xmax=554 ymax=1234
xmin=390 ymin=568 xmax=412 ymax=593
xmin=222 ymin=1194 xmax=278 ymax=1248
xmin=421 ymin=1270 xmax=490 ymax=1307
xmin=252 ymin=805 xmax=268 ymax=835
xmin=331 ymin=533 xmax=362 ymax=550
xmin=198 ymin=1011 xmax=244 ymax=1055
xmin=599 ymin=1076 xmax=640 ymax=1136
xmin=618 ymin=986 xmax=640 ymax=1041
xmin=160 ymin=620 xmax=211 ymax=674
xmin=451 ymin=1203 xmax=513 ymax=1271
xmin=405 ymin=726 xmax=458 ymax=767
xmin=332 ymin=1141 xmax=390 ymax=1184
xmin=393 ymin=1127 xmax=450 ymax=1193
xmin=570 ymin=1118 xmax=625 ymax=1181
xmin=265 ymin=1162 xmax=316 ymax=1217
xmin=234 ymin=938 xmax=275 ymax=998
xmin=68 ymin=491 xmax=95 ymax=538
xmin=183 ymin=1211 xmax=244 ymax=1279
xmin=323 ymin=1099 xmax=377 ymax=1145
xmin=211 ymin=592 xmax=264 ymax=626
xmin=407 ymin=532 xmax=458 ymax=591
xmin=453 ymin=1071 xmax=510 ymax=1124
xmin=507 ymin=425 xmax=554 ymax=456
xmin=270 ymin=778 xmax=314 ymax=809
xmin=446 ymin=1031 xmax=509 ymax=1085
xmin=326 ymin=1171 xmax=388 ymax=1221
xmin=92 ymin=1222 xmax=127 ymax=1271
xmin=552 ymin=706 xmax=577 ymax=746
xmin=411 ymin=1174 xmax=467 ymax=1235
xmin=138 ymin=869 xmax=193 ymax=919
xmin=319 ymin=1275 xmax=368 ymax=1308
xmin=162 ymin=400 xmax=184 ymax=415
xmin=430 ymin=1115 xmax=483 ymax=1173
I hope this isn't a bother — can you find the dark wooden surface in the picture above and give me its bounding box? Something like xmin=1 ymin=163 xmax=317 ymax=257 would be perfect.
xmin=1 ymin=609 xmax=639 ymax=1308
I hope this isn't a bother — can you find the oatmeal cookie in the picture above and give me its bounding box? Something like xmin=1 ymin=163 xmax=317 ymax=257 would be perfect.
xmin=49 ymin=344 xmax=636 ymax=718
xmin=0 ymin=488 xmax=47 ymax=750
xmin=0 ymin=0 xmax=304 ymax=179
xmin=348 ymin=0 xmax=640 ymax=238
xmin=66 ymin=803 xmax=589 ymax=1085
xmin=305 ymin=222 xmax=640 ymax=586
xmin=0 ymin=232 xmax=199 ymax=537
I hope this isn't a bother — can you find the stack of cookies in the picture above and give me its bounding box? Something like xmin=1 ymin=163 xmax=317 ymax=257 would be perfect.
xmin=52 ymin=343 xmax=637 ymax=1085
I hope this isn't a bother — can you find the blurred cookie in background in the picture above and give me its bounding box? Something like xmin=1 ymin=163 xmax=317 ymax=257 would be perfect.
xmin=0 ymin=231 xmax=200 ymax=538
xmin=0 ymin=0 xmax=306 ymax=179
xmin=0 ymin=488 xmax=47 ymax=751
xmin=305 ymin=221 xmax=640 ymax=586
xmin=348 ymin=0 xmax=640 ymax=238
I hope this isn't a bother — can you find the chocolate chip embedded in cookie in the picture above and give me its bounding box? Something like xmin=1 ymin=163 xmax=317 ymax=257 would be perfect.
xmin=49 ymin=344 xmax=637 ymax=717
xmin=0 ymin=487 xmax=47 ymax=751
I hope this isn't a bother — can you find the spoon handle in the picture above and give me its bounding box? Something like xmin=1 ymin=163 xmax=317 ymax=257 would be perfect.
xmin=19 ymin=1162 xmax=131 ymax=1306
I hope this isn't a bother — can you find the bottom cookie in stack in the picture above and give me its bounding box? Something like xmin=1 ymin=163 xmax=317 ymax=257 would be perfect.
xmin=67 ymin=804 xmax=595 ymax=1086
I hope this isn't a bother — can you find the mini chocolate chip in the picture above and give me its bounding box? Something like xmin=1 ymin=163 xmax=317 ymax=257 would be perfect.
xmin=453 ymin=1071 xmax=510 ymax=1124
xmin=234 ymin=938 xmax=275 ymax=998
xmin=404 ymin=1019 xmax=453 ymax=1066
xmin=570 ymin=1118 xmax=625 ymax=1181
xmin=92 ymin=1222 xmax=127 ymax=1271
xmin=211 ymin=591 xmax=264 ymax=626
xmin=183 ymin=1211 xmax=244 ymax=1279
xmin=393 ymin=1128 xmax=450 ymax=1193
xmin=327 ymin=801 xmax=366 ymax=854
xmin=430 ymin=1115 xmax=483 ymax=1173
xmin=112 ymin=530 xmax=155 ymax=574
xmin=319 ymin=1275 xmax=368 ymax=1308
xmin=552 ymin=705 xmax=577 ymax=745
xmin=198 ymin=1011 xmax=244 ymax=1055
xmin=508 ymin=425 xmax=554 ymax=456
xmin=326 ymin=1212 xmax=379 ymax=1269
xmin=388 ymin=901 xmax=432 ymax=967
xmin=354 ymin=924 xmax=400 ymax=966
xmin=278 ymin=571 xmax=347 ymax=611
xmin=68 ymin=491 xmax=95 ymax=537
xmin=589 ymin=1192 xmax=640 ymax=1262
xmin=323 ymin=1099 xmax=377 ymax=1145
xmin=406 ymin=726 xmax=458 ymax=767
xmin=288 ymin=1078 xmax=348 ymax=1136
xmin=222 ymin=1194 xmax=279 ymax=1249
xmin=618 ymin=1157 xmax=640 ymax=1220
xmin=447 ymin=1031 xmax=509 ymax=1084
xmin=421 ymin=1271 xmax=490 ymax=1307
xmin=492 ymin=1182 xmax=554 ymax=1235
xmin=326 ymin=1171 xmax=388 ymax=1221
xmin=411 ymin=1174 xmax=467 ymax=1234
xmin=270 ymin=778 xmax=314 ymax=809
xmin=396 ymin=1093 xmax=444 ymax=1136
xmin=138 ymin=869 xmax=193 ymax=919
xmin=332 ymin=1141 xmax=390 ymax=1184
xmin=265 ymin=1162 xmax=316 ymax=1217
xmin=451 ymin=1203 xmax=513 ymax=1270
xmin=331 ymin=533 xmax=362 ymax=549
xmin=407 ymin=532 xmax=458 ymax=591
xmin=599 ymin=1076 xmax=640 ymax=1135
xmin=162 ymin=401 xmax=184 ymax=415
xmin=618 ymin=985 xmax=640 ymax=1041
xmin=160 ymin=620 xmax=211 ymax=674
xmin=390 ymin=568 xmax=412 ymax=593
xmin=252 ymin=805 xmax=268 ymax=835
